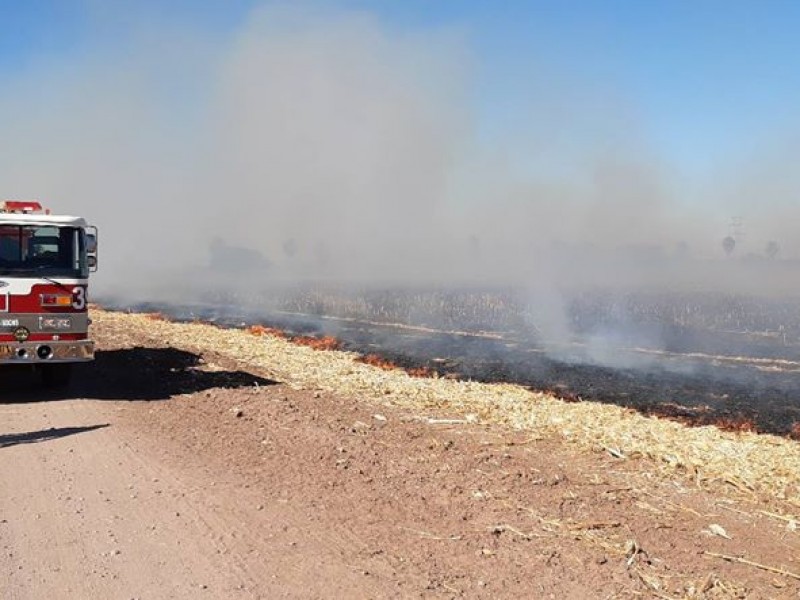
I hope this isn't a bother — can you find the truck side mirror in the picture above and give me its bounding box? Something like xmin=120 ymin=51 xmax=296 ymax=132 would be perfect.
xmin=86 ymin=226 xmax=98 ymax=272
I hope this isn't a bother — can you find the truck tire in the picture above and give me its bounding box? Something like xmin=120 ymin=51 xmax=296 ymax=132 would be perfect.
xmin=41 ymin=363 xmax=73 ymax=388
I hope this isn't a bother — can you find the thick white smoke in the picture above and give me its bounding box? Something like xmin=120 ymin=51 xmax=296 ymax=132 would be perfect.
xmin=0 ymin=1 xmax=797 ymax=308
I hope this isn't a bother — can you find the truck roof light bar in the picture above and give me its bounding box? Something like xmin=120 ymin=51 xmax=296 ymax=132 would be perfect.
xmin=0 ymin=200 xmax=49 ymax=214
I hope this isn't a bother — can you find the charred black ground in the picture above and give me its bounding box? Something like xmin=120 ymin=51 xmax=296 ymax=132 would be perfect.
xmin=104 ymin=286 xmax=800 ymax=436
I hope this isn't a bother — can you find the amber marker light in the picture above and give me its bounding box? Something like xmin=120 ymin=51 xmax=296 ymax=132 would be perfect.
xmin=40 ymin=294 xmax=72 ymax=307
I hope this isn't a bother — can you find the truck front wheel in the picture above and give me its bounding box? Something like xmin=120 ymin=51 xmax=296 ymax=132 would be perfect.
xmin=41 ymin=364 xmax=73 ymax=388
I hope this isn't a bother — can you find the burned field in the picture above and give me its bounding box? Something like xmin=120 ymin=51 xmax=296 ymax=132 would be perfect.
xmin=113 ymin=286 xmax=800 ymax=437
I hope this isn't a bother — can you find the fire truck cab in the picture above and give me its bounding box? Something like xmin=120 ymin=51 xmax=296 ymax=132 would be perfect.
xmin=0 ymin=200 xmax=97 ymax=386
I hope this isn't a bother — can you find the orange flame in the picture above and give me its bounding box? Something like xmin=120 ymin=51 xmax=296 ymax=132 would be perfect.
xmin=293 ymin=335 xmax=340 ymax=351
xmin=357 ymin=354 xmax=397 ymax=370
xmin=248 ymin=324 xmax=287 ymax=338
xmin=356 ymin=354 xmax=435 ymax=378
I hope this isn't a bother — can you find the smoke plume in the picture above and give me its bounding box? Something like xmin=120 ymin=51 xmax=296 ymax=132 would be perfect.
xmin=1 ymin=2 xmax=799 ymax=365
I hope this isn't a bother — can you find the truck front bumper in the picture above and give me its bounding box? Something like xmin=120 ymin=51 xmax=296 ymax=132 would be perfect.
xmin=0 ymin=340 xmax=94 ymax=364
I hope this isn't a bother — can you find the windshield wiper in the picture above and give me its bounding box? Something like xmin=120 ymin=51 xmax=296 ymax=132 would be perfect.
xmin=41 ymin=275 xmax=70 ymax=290
xmin=18 ymin=265 xmax=73 ymax=290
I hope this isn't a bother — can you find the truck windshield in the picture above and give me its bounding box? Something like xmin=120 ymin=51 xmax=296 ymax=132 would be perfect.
xmin=0 ymin=225 xmax=87 ymax=278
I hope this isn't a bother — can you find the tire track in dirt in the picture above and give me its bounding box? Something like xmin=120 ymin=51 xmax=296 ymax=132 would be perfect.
xmin=0 ymin=399 xmax=389 ymax=599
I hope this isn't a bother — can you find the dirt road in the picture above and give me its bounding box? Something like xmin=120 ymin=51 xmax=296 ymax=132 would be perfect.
xmin=0 ymin=311 xmax=798 ymax=598
xmin=0 ymin=394 xmax=396 ymax=599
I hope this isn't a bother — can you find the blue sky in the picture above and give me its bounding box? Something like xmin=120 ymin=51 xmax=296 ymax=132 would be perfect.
xmin=1 ymin=0 xmax=799 ymax=178
xmin=369 ymin=0 xmax=800 ymax=174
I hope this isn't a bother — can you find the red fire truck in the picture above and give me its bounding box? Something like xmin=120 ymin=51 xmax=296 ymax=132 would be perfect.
xmin=0 ymin=200 xmax=97 ymax=386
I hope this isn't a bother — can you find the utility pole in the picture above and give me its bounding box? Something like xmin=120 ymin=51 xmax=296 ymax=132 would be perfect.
xmin=729 ymin=216 xmax=745 ymax=248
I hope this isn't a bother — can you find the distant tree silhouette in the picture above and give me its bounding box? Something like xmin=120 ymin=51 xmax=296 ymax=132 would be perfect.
xmin=765 ymin=240 xmax=780 ymax=259
xmin=314 ymin=241 xmax=330 ymax=267
xmin=282 ymin=238 xmax=298 ymax=258
xmin=468 ymin=234 xmax=481 ymax=259
xmin=208 ymin=238 xmax=271 ymax=272
xmin=722 ymin=236 xmax=736 ymax=257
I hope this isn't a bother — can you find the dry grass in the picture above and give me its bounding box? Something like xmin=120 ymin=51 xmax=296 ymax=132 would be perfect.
xmin=92 ymin=308 xmax=800 ymax=504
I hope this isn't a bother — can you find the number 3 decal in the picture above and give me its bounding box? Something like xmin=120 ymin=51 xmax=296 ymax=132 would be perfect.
xmin=72 ymin=286 xmax=86 ymax=310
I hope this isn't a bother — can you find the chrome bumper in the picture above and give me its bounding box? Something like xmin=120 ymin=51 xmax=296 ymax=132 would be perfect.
xmin=0 ymin=340 xmax=94 ymax=364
